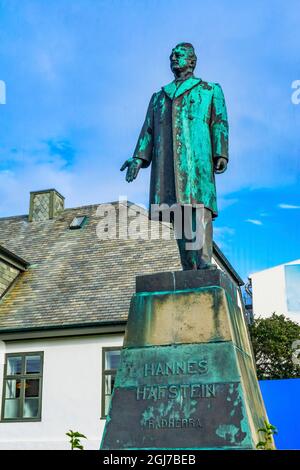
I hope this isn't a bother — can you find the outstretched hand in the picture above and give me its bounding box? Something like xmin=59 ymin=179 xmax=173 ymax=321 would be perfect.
xmin=214 ymin=157 xmax=228 ymax=174
xmin=120 ymin=158 xmax=143 ymax=182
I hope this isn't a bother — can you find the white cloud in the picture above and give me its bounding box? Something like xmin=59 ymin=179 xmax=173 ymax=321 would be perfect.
xmin=214 ymin=226 xmax=235 ymax=236
xmin=278 ymin=203 xmax=300 ymax=209
xmin=259 ymin=212 xmax=269 ymax=217
xmin=214 ymin=226 xmax=235 ymax=250
xmin=245 ymin=219 xmax=263 ymax=226
xmin=217 ymin=198 xmax=239 ymax=211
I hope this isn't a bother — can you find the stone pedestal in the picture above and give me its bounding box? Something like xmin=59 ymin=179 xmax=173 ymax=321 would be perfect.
xmin=101 ymin=270 xmax=271 ymax=450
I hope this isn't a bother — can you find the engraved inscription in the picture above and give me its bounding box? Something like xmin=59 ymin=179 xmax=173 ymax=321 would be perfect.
xmin=143 ymin=359 xmax=208 ymax=377
xmin=136 ymin=383 xmax=216 ymax=400
xmin=143 ymin=417 xmax=202 ymax=429
xmin=125 ymin=357 xmax=219 ymax=431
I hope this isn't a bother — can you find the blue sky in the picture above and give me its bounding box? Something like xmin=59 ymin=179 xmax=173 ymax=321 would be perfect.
xmin=0 ymin=0 xmax=299 ymax=279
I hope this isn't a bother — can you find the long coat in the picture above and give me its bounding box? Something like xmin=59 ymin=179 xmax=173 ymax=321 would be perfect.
xmin=133 ymin=76 xmax=229 ymax=218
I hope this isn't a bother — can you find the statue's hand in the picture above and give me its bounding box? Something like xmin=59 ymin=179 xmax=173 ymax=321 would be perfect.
xmin=120 ymin=157 xmax=143 ymax=182
xmin=214 ymin=157 xmax=228 ymax=174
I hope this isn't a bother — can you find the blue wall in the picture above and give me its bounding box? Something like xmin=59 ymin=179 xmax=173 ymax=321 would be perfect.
xmin=259 ymin=378 xmax=300 ymax=450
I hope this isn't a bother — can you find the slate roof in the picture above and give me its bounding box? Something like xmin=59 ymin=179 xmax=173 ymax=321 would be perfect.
xmin=0 ymin=201 xmax=243 ymax=332
xmin=0 ymin=202 xmax=181 ymax=331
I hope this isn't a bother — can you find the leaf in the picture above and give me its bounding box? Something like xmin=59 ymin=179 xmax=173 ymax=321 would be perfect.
xmin=66 ymin=429 xmax=87 ymax=450
xmin=256 ymin=441 xmax=266 ymax=449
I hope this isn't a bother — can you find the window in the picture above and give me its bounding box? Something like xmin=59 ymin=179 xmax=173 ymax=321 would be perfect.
xmin=101 ymin=347 xmax=121 ymax=418
xmin=1 ymin=352 xmax=43 ymax=422
xmin=69 ymin=216 xmax=87 ymax=230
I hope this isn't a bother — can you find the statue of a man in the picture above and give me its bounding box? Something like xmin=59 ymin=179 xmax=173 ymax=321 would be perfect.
xmin=121 ymin=42 xmax=229 ymax=270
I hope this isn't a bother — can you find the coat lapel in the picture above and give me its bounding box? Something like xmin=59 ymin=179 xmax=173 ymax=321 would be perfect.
xmin=162 ymin=76 xmax=201 ymax=100
xmin=162 ymin=81 xmax=177 ymax=100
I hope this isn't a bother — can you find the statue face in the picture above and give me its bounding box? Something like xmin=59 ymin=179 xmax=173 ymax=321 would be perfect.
xmin=170 ymin=45 xmax=195 ymax=76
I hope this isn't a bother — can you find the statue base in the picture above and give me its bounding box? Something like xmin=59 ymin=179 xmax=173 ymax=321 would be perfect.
xmin=101 ymin=269 xmax=271 ymax=450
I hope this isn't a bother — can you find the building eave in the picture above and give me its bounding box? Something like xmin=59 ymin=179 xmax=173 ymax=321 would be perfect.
xmin=213 ymin=242 xmax=244 ymax=286
xmin=0 ymin=320 xmax=127 ymax=341
xmin=0 ymin=245 xmax=30 ymax=271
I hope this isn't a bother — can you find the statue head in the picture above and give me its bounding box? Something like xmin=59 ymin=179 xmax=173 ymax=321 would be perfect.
xmin=170 ymin=43 xmax=197 ymax=78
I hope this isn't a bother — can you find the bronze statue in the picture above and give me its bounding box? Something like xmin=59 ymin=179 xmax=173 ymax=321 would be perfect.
xmin=121 ymin=43 xmax=228 ymax=270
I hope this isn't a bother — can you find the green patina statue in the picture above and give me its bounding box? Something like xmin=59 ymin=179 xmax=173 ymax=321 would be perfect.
xmin=121 ymin=43 xmax=229 ymax=270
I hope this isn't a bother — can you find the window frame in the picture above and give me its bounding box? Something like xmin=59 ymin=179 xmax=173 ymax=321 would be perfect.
xmin=1 ymin=351 xmax=44 ymax=423
xmin=101 ymin=346 xmax=121 ymax=419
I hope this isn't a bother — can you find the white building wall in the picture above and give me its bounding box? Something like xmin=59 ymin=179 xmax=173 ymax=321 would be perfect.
xmin=250 ymin=264 xmax=287 ymax=318
xmin=250 ymin=260 xmax=300 ymax=323
xmin=0 ymin=334 xmax=123 ymax=450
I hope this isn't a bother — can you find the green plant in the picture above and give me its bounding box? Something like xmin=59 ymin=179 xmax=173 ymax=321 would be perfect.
xmin=256 ymin=420 xmax=278 ymax=450
xmin=66 ymin=430 xmax=87 ymax=450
